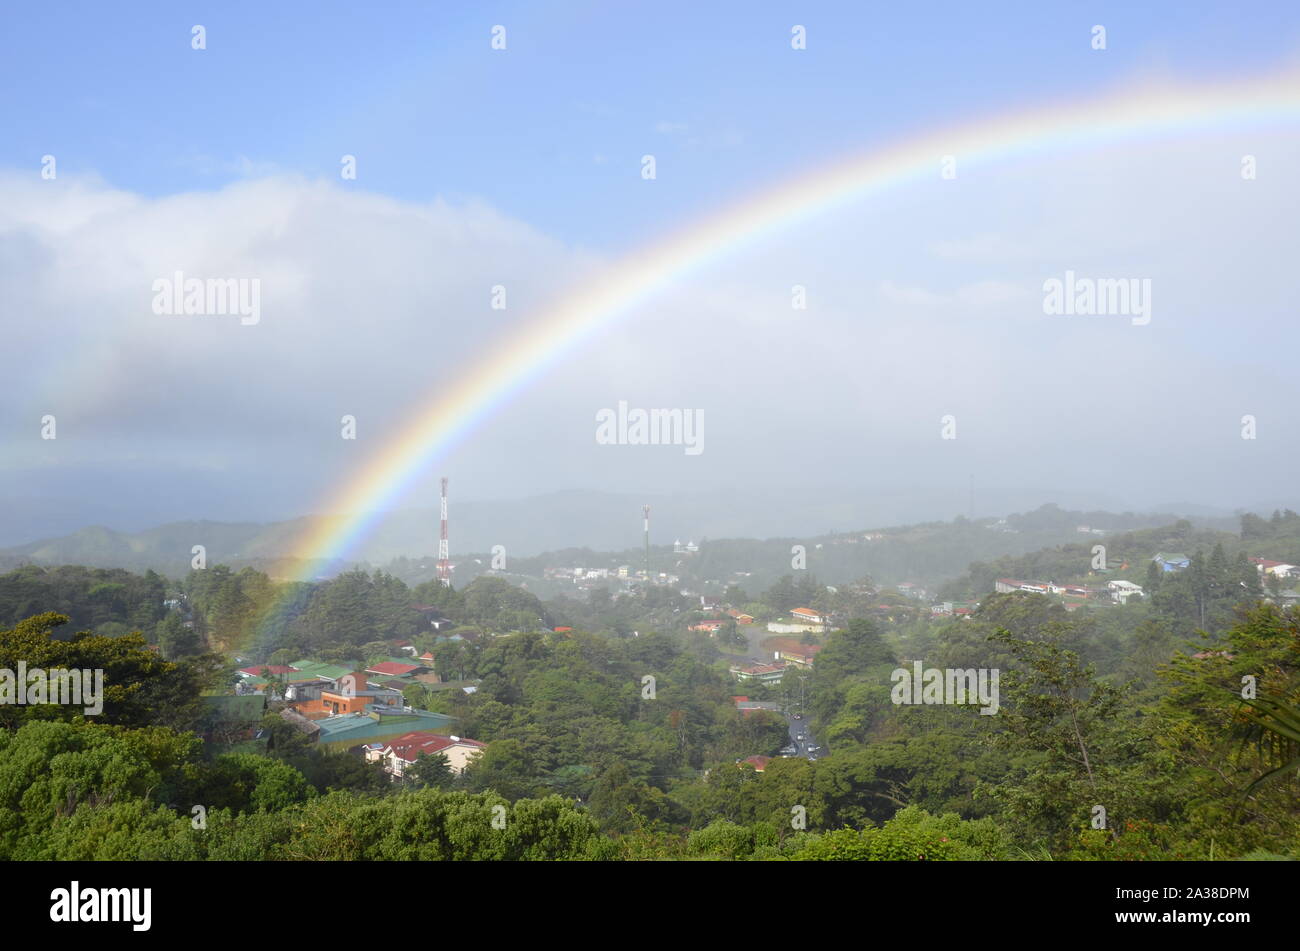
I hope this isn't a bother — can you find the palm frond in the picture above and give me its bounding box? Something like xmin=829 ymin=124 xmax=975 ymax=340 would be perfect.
xmin=1234 ymin=691 xmax=1300 ymax=796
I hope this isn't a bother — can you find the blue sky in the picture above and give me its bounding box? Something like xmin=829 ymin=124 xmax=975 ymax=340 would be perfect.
xmin=2 ymin=2 xmax=1299 ymax=550
xmin=6 ymin=1 xmax=1298 ymax=249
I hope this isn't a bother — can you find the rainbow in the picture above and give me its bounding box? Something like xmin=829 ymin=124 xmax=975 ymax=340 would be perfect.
xmin=273 ymin=68 xmax=1299 ymax=595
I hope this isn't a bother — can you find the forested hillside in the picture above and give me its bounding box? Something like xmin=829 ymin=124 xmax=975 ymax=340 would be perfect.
xmin=0 ymin=599 xmax=1295 ymax=860
xmin=0 ymin=509 xmax=1295 ymax=861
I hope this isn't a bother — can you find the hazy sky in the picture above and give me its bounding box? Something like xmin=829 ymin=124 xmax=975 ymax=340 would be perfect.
xmin=2 ymin=2 xmax=1298 ymax=546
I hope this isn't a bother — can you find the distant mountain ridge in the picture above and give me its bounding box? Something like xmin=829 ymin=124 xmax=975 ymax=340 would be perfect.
xmin=0 ymin=487 xmax=1266 ymax=580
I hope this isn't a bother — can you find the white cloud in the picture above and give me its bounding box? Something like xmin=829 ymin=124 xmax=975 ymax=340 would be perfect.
xmin=2 ymin=123 xmax=1298 ymax=538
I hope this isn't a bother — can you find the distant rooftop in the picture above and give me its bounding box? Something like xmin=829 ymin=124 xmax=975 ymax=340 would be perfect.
xmin=365 ymin=661 xmax=421 ymax=677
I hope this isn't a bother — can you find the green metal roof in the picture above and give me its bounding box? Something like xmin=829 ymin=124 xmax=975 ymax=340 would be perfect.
xmin=289 ymin=660 xmax=354 ymax=680
xmin=315 ymin=709 xmax=457 ymax=749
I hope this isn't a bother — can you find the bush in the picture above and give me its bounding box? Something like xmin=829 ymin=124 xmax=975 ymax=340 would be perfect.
xmin=687 ymin=819 xmax=755 ymax=859
xmin=791 ymin=807 xmax=1010 ymax=861
xmin=1064 ymin=820 xmax=1204 ymax=861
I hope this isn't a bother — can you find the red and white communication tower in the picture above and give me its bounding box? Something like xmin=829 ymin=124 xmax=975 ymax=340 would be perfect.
xmin=437 ymin=476 xmax=451 ymax=586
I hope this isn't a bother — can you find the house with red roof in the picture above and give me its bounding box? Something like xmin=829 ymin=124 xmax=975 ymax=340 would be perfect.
xmin=779 ymin=644 xmax=823 ymax=668
xmin=1250 ymin=557 xmax=1299 ymax=578
xmin=689 ymin=618 xmax=726 ymax=633
xmin=738 ymin=755 xmax=771 ymax=773
xmin=363 ymin=730 xmax=487 ymax=778
xmin=729 ymin=662 xmax=787 ymax=685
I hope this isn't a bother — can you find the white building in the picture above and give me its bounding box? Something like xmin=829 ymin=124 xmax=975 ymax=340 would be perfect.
xmin=1107 ymin=580 xmax=1145 ymax=605
xmin=767 ymin=621 xmax=824 ymax=634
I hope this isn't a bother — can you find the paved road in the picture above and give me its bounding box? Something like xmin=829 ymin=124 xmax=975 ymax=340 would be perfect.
xmin=779 ymin=709 xmax=825 ymax=761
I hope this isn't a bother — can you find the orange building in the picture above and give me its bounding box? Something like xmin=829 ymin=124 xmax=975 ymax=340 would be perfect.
xmin=291 ymin=672 xmax=405 ymax=720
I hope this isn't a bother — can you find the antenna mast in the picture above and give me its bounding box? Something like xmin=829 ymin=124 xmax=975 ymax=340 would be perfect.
xmin=438 ymin=477 xmax=451 ymax=586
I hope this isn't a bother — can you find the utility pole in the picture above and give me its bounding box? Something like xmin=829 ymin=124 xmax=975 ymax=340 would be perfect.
xmin=643 ymin=504 xmax=651 ymax=581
